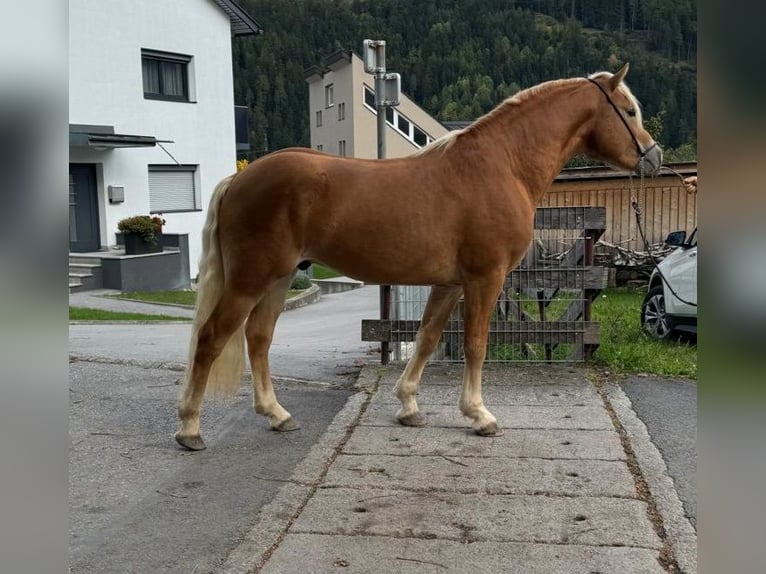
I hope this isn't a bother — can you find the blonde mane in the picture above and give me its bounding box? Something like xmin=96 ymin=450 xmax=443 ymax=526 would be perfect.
xmin=415 ymin=72 xmax=640 ymax=156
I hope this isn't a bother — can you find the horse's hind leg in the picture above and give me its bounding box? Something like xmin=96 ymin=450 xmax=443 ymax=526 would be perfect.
xmin=246 ymin=273 xmax=299 ymax=431
xmin=394 ymin=285 xmax=462 ymax=427
xmin=459 ymin=271 xmax=506 ymax=437
xmin=176 ymin=290 xmax=256 ymax=450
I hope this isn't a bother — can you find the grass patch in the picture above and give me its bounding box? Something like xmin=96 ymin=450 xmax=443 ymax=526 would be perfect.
xmin=69 ymin=306 xmax=190 ymax=321
xmin=110 ymin=288 xmax=307 ymax=307
xmin=311 ymin=264 xmax=341 ymax=279
xmin=110 ymin=290 xmax=197 ymax=306
xmin=590 ymin=288 xmax=697 ymax=379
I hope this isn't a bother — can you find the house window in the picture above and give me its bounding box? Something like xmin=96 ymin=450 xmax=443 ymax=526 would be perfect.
xmin=325 ymin=84 xmax=334 ymax=107
xmin=338 ymin=102 xmax=346 ymax=121
xmin=338 ymin=140 xmax=346 ymax=157
xmin=142 ymin=49 xmax=192 ymax=101
xmin=148 ymin=165 xmax=199 ymax=212
xmin=316 ymin=110 xmax=322 ymax=127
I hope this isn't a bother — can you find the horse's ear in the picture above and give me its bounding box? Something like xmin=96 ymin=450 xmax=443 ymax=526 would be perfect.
xmin=608 ymin=63 xmax=630 ymax=91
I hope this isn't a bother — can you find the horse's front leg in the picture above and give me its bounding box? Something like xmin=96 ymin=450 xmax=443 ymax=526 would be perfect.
xmin=460 ymin=272 xmax=506 ymax=436
xmin=394 ymin=285 xmax=462 ymax=426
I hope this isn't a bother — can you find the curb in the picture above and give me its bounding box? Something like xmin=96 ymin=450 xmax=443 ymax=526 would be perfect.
xmin=283 ymin=284 xmax=321 ymax=311
xmin=605 ymin=382 xmax=697 ymax=574
xmin=89 ymin=284 xmax=321 ymax=314
xmin=219 ymin=365 xmax=382 ymax=573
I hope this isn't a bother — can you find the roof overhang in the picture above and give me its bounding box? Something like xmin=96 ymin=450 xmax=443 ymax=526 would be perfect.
xmin=303 ymin=50 xmax=353 ymax=83
xmin=325 ymin=50 xmax=352 ymax=72
xmin=210 ymin=0 xmax=263 ymax=36
xmin=303 ymin=65 xmax=324 ymax=83
xmin=69 ymin=124 xmax=157 ymax=149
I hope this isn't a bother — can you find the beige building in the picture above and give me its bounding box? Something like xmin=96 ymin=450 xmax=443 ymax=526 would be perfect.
xmin=304 ymin=50 xmax=448 ymax=158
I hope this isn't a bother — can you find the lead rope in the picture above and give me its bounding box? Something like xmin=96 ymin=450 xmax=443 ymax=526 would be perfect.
xmin=630 ymin=169 xmax=698 ymax=307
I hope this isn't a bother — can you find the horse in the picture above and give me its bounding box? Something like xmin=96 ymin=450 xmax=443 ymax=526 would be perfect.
xmin=175 ymin=63 xmax=661 ymax=450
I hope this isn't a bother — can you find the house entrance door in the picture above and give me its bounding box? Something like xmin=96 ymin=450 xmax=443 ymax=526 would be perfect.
xmin=69 ymin=164 xmax=100 ymax=252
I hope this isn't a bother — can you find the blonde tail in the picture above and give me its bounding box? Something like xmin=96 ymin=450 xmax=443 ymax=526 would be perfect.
xmin=182 ymin=174 xmax=245 ymax=397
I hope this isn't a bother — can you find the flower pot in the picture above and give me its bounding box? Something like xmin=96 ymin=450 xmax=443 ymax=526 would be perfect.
xmin=124 ymin=231 xmax=162 ymax=255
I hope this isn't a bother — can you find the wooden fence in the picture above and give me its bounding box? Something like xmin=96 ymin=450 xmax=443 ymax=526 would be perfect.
xmin=362 ymin=207 xmax=607 ymax=363
xmin=541 ymin=162 xmax=697 ymax=251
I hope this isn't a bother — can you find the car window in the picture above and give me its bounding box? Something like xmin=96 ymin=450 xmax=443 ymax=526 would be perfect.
xmin=686 ymin=228 xmax=697 ymax=247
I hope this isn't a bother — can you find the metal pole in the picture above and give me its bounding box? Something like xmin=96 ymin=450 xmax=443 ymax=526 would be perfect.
xmin=374 ymin=42 xmax=391 ymax=365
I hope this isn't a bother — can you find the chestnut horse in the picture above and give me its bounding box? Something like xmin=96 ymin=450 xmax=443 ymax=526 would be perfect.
xmin=176 ymin=64 xmax=661 ymax=450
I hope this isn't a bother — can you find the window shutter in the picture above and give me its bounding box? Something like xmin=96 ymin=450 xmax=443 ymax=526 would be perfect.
xmin=149 ymin=167 xmax=196 ymax=212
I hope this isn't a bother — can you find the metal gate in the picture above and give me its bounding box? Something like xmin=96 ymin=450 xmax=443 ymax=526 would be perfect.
xmin=362 ymin=207 xmax=607 ymax=363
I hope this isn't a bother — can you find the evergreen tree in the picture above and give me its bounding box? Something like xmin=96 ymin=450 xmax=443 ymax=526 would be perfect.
xmin=232 ymin=0 xmax=696 ymax=158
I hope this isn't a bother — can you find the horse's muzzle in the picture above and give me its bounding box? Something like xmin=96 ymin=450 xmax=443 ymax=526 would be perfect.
xmin=636 ymin=144 xmax=663 ymax=177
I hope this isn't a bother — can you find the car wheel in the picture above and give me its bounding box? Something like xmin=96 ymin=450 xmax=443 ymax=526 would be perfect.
xmin=641 ymin=286 xmax=672 ymax=340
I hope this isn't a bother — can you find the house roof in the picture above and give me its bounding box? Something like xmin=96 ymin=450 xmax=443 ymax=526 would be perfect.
xmin=555 ymin=162 xmax=697 ymax=181
xmin=210 ymin=0 xmax=263 ymax=36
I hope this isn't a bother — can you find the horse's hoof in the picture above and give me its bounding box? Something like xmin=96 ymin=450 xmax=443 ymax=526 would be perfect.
xmin=474 ymin=422 xmax=504 ymax=437
xmin=175 ymin=432 xmax=207 ymax=451
xmin=397 ymin=412 xmax=427 ymax=427
xmin=272 ymin=417 xmax=301 ymax=432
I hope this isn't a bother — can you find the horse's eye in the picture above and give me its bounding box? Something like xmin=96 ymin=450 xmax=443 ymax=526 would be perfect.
xmin=627 ymin=109 xmax=637 ymax=118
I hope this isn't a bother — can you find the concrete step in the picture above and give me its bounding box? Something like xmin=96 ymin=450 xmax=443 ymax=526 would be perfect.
xmin=69 ymin=255 xmax=103 ymax=265
xmin=68 ymin=254 xmax=104 ymax=292
xmin=69 ymin=262 xmax=102 ymax=275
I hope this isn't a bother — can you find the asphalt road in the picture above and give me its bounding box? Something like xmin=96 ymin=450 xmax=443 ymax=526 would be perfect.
xmin=69 ymin=360 xmax=352 ymax=573
xmin=620 ymin=375 xmax=697 ymax=529
xmin=69 ymin=287 xmax=380 ymax=573
xmin=69 ymin=285 xmax=381 ymax=384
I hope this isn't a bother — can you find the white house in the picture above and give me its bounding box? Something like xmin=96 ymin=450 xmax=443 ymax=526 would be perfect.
xmin=69 ymin=0 xmax=261 ymax=284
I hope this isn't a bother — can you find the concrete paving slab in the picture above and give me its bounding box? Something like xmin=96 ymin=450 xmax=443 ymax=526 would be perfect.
xmin=381 ymin=363 xmax=591 ymax=387
xmin=375 ymin=381 xmax=603 ymax=406
xmin=343 ymin=426 xmax=626 ymax=460
xmin=263 ymin=534 xmax=667 ymax=574
xmin=325 ymin=454 xmax=637 ymax=498
xmin=361 ymin=402 xmax=612 ymax=430
xmin=289 ymin=487 xmax=660 ymax=548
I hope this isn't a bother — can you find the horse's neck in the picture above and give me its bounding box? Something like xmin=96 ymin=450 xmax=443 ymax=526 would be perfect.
xmin=471 ymin=83 xmax=591 ymax=201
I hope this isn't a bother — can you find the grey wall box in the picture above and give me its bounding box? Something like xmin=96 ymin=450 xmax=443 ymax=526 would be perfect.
xmin=108 ymin=185 xmax=125 ymax=203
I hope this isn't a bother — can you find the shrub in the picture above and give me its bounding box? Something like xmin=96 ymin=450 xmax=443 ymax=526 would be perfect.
xmin=290 ymin=274 xmax=312 ymax=290
xmin=117 ymin=215 xmax=162 ymax=244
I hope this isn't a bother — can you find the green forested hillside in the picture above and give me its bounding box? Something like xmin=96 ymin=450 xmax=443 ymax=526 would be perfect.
xmin=232 ymin=0 xmax=696 ymax=161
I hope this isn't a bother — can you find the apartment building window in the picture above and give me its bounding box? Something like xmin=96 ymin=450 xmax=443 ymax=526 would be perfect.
xmin=148 ymin=165 xmax=200 ymax=212
xmin=142 ymin=49 xmax=192 ymax=101
xmin=338 ymin=140 xmax=346 ymax=157
xmin=413 ymin=125 xmax=428 ymax=147
xmin=397 ymin=115 xmax=411 ymax=137
xmin=362 ymin=86 xmax=434 ymax=149
xmin=325 ymin=84 xmax=334 ymax=107
xmin=316 ymin=110 xmax=322 ymax=127
xmin=364 ymin=87 xmax=375 ymax=108
xmin=338 ymin=102 xmax=346 ymax=121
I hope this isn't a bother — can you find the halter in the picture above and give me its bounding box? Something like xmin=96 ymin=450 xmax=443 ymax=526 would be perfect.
xmin=587 ymin=77 xmax=659 ymax=169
